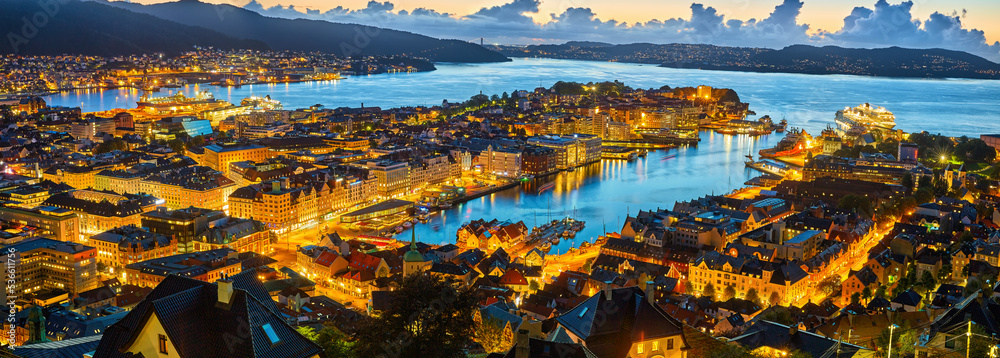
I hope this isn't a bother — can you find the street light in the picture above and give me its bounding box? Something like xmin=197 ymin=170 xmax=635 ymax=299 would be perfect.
xmin=887 ymin=323 xmax=899 ymax=358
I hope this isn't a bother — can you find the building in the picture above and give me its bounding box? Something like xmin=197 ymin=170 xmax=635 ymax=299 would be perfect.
xmin=403 ymin=231 xmax=431 ymax=277
xmin=42 ymin=190 xmax=159 ymax=240
xmin=477 ymin=145 xmax=522 ymax=178
xmin=0 ymin=205 xmax=79 ymax=242
xmin=122 ymin=248 xmax=244 ymax=288
xmin=521 ymin=146 xmax=557 ymax=176
xmin=555 ymin=286 xmax=689 ymax=358
xmin=2 ymin=237 xmax=99 ymax=295
xmin=737 ymin=221 xmax=825 ymax=261
xmin=90 ymin=225 xmax=177 ymax=268
xmin=526 ymin=135 xmax=579 ymax=170
xmin=202 ymin=143 xmax=268 ymax=175
xmin=91 ymin=271 xmax=323 ymax=358
xmin=140 ymin=166 xmax=237 ymax=211
xmin=141 ymin=206 xmax=226 ymax=253
xmin=150 ymin=116 xmax=213 ymax=141
xmin=228 ymin=179 xmax=319 ymax=238
xmin=364 ymin=160 xmax=410 ymax=198
xmin=69 ymin=117 xmax=116 ymax=141
xmin=192 ymin=217 xmax=272 ymax=255
xmin=688 ymin=250 xmax=810 ymax=306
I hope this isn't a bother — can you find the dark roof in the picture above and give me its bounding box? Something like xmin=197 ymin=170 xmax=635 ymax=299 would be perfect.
xmin=92 ymin=271 xmax=318 ymax=358
xmin=892 ymin=289 xmax=922 ymax=307
xmin=555 ymin=287 xmax=686 ymax=358
xmin=731 ymin=320 xmax=868 ymax=357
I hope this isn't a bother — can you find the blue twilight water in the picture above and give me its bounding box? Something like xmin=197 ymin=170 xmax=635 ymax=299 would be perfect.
xmin=44 ymin=58 xmax=1000 ymax=248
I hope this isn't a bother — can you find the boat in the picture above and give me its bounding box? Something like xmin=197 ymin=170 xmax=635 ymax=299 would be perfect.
xmin=660 ymin=154 xmax=677 ymax=162
xmin=540 ymin=242 xmax=552 ymax=252
xmin=835 ymin=103 xmax=896 ymax=137
xmin=776 ymin=118 xmax=788 ymax=133
xmin=580 ymin=241 xmax=591 ymax=249
xmin=402 ymin=222 xmax=412 ymax=229
xmin=439 ymin=202 xmax=452 ymax=209
xmin=552 ymin=237 xmax=561 ymax=244
xmin=394 ymin=226 xmax=404 ymax=234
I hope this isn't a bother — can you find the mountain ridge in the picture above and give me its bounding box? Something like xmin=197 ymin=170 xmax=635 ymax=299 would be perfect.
xmin=100 ymin=0 xmax=510 ymax=63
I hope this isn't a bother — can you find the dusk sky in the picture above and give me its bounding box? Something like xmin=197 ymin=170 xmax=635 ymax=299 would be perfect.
xmin=125 ymin=0 xmax=1000 ymax=60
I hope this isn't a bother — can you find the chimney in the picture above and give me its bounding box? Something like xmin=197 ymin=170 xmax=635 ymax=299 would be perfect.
xmin=789 ymin=324 xmax=798 ymax=337
xmin=603 ymin=285 xmax=612 ymax=299
xmin=644 ymin=281 xmax=655 ymax=305
xmin=515 ymin=329 xmax=530 ymax=358
xmin=218 ymin=275 xmax=234 ymax=305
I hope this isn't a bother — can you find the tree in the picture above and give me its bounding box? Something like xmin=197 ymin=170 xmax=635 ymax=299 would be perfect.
xmin=474 ymin=316 xmax=512 ymax=354
xmin=817 ymin=275 xmax=842 ymax=298
xmin=914 ymin=188 xmax=935 ymax=205
xmin=745 ymin=288 xmax=761 ymax=305
xmin=919 ymin=271 xmax=937 ymax=293
xmin=850 ymin=292 xmax=861 ymax=305
xmin=167 ymin=138 xmax=185 ymax=153
xmin=703 ymin=283 xmax=716 ymax=299
xmin=901 ymin=173 xmax=914 ymax=195
xmin=918 ymin=175 xmax=933 ymax=190
xmin=839 ymin=194 xmax=873 ymax=217
xmin=313 ymin=325 xmax=357 ymax=358
xmin=296 ymin=326 xmax=319 ymax=341
xmin=528 ymin=280 xmax=540 ymax=293
xmin=185 ymin=135 xmax=205 ymax=149
xmin=757 ymin=307 xmax=795 ymax=326
xmin=723 ymin=285 xmax=737 ymax=301
xmin=353 ymin=274 xmax=479 ymax=358
xmin=938 ymin=262 xmax=953 ymax=282
xmin=768 ymin=291 xmax=782 ymax=306
xmin=93 ymin=138 xmax=128 ymax=154
xmin=862 ymin=286 xmax=873 ymax=303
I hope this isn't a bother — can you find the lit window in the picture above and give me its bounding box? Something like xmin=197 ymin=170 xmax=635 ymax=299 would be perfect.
xmin=637 ymin=343 xmax=644 ymax=354
xmin=652 ymin=340 xmax=659 ymax=351
xmin=159 ymin=334 xmax=168 ymax=354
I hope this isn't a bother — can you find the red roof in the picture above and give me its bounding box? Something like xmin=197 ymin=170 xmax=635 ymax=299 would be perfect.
xmin=315 ymin=251 xmax=340 ymax=268
xmin=498 ymin=269 xmax=528 ymax=286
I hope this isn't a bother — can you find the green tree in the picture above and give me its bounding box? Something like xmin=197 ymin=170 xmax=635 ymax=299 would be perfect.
xmin=745 ymin=288 xmax=761 ymax=305
xmin=167 ymin=138 xmax=185 ymax=153
xmin=353 ymin=274 xmax=479 ymax=358
xmin=862 ymin=286 xmax=873 ymax=303
xmin=296 ymin=326 xmax=319 ymax=341
xmin=919 ymin=271 xmax=937 ymax=293
xmin=757 ymin=306 xmax=795 ymax=326
xmin=901 ymin=173 xmax=914 ymax=194
xmin=703 ymin=283 xmax=716 ymax=299
xmin=723 ymin=284 xmax=737 ymax=301
xmin=528 ymin=280 xmax=540 ymax=293
xmin=474 ymin=316 xmax=512 ymax=354
xmin=185 ymin=135 xmax=205 ymax=150
xmin=938 ymin=262 xmax=953 ymax=282
xmin=839 ymin=194 xmax=873 ymax=216
xmin=850 ymin=292 xmax=861 ymax=305
xmin=93 ymin=138 xmax=128 ymax=154
xmin=769 ymin=291 xmax=782 ymax=306
xmin=313 ymin=325 xmax=357 ymax=358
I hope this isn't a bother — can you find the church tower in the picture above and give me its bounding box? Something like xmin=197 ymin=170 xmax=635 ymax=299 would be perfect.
xmin=403 ymin=229 xmax=430 ymax=277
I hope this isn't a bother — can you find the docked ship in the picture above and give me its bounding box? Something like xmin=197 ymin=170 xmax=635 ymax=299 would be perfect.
xmin=136 ymin=90 xmax=230 ymax=116
xmin=835 ymin=103 xmax=896 ymax=137
xmin=241 ymin=95 xmax=283 ymax=111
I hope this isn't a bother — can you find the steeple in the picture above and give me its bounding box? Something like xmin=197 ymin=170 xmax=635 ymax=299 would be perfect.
xmin=27 ymin=305 xmax=50 ymax=344
xmin=403 ymin=229 xmax=423 ymax=263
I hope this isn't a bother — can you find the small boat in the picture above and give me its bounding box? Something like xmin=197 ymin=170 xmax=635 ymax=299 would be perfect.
xmin=580 ymin=241 xmax=591 ymax=249
xmin=540 ymin=242 xmax=552 ymax=252
xmin=402 ymin=222 xmax=413 ymax=229
xmin=395 ymin=226 xmax=404 ymax=234
xmin=660 ymin=154 xmax=677 ymax=162
xmin=552 ymin=237 xmax=561 ymax=244
xmin=431 ymin=224 xmax=441 ymax=231
xmin=439 ymin=202 xmax=452 ymax=209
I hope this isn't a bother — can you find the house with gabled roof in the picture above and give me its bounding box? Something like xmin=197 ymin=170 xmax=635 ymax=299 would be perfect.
xmin=91 ymin=271 xmax=322 ymax=358
xmin=554 ymin=286 xmax=689 ymax=358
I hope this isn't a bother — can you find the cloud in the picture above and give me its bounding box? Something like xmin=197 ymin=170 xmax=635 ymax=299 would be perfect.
xmin=241 ymin=0 xmax=1000 ymax=62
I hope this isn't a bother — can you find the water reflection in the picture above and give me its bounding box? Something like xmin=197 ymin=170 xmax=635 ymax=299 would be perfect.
xmin=409 ymin=131 xmax=782 ymax=251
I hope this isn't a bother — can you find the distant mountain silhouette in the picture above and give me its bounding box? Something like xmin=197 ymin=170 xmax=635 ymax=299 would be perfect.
xmin=495 ymin=43 xmax=1000 ymax=79
xmin=102 ymin=0 xmax=510 ymax=63
xmin=0 ymin=0 xmax=267 ymax=56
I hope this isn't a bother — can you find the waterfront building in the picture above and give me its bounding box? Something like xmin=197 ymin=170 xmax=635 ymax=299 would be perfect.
xmin=688 ymin=250 xmax=810 ymax=306
xmin=802 ymin=155 xmax=910 ymax=186
xmin=90 ymin=225 xmax=177 ymax=269
xmin=42 ymin=190 xmax=160 ymax=240
xmin=141 ymin=206 xmax=226 ymax=254
xmin=139 ymin=166 xmax=236 ymax=211
xmin=2 ymin=237 xmax=99 ymax=295
xmin=526 ymin=135 xmax=579 ymax=170
xmin=0 ymin=206 xmax=79 ymax=242
xmin=477 ymin=145 xmax=522 ymax=178
xmin=521 ymin=146 xmax=557 ymax=175
xmin=202 ymin=142 xmax=268 ymax=175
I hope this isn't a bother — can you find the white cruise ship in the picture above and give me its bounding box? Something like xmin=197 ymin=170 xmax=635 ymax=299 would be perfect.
xmin=835 ymin=103 xmax=896 ymax=136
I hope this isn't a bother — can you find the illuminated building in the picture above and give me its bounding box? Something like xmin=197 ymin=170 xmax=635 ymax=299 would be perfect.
xmin=477 ymin=145 xmax=522 ymax=178
xmin=122 ymin=249 xmax=243 ymax=288
xmin=192 ymin=217 xmax=272 ymax=254
xmin=69 ymin=117 xmax=116 ymax=141
xmin=0 ymin=206 xmax=79 ymax=242
xmin=2 ymin=237 xmax=99 ymax=295
xmin=688 ymin=250 xmax=809 ymax=306
xmin=202 ymin=142 xmax=268 ymax=175
xmin=90 ymin=225 xmax=177 ymax=268
xmin=139 ymin=166 xmax=236 ymax=211
xmin=141 ymin=207 xmax=226 ymax=254
xmin=228 ymin=179 xmax=318 ymax=238
xmin=364 ymin=160 xmax=410 ymax=198
xmin=42 ymin=190 xmax=159 ymax=240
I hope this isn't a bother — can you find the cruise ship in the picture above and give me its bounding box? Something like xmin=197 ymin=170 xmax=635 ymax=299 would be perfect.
xmin=835 ymin=103 xmax=896 ymax=137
